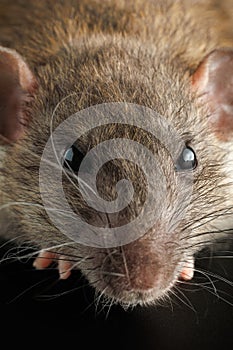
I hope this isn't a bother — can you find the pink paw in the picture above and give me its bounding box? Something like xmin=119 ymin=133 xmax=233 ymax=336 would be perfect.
xmin=179 ymin=257 xmax=194 ymax=281
xmin=33 ymin=250 xmax=72 ymax=279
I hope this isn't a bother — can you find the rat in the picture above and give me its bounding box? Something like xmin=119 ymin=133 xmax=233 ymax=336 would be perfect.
xmin=0 ymin=0 xmax=233 ymax=308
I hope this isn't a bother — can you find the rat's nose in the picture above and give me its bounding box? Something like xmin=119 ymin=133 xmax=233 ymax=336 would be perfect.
xmin=122 ymin=241 xmax=162 ymax=291
xmin=102 ymin=238 xmax=172 ymax=292
xmin=127 ymin=259 xmax=161 ymax=290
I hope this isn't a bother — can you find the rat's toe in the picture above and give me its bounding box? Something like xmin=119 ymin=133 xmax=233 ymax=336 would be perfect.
xmin=33 ymin=251 xmax=73 ymax=279
xmin=33 ymin=250 xmax=56 ymax=269
xmin=179 ymin=257 xmax=194 ymax=281
xmin=58 ymin=259 xmax=72 ymax=279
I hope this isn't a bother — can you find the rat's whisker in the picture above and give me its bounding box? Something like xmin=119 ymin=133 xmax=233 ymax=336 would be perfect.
xmin=8 ymin=275 xmax=54 ymax=304
xmin=182 ymin=205 xmax=233 ymax=232
xmin=94 ymin=287 xmax=108 ymax=314
xmin=194 ymin=268 xmax=233 ymax=287
xmin=0 ymin=201 xmax=79 ymax=221
xmin=169 ymin=288 xmax=196 ymax=313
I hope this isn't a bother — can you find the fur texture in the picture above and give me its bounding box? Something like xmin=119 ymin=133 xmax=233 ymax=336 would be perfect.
xmin=0 ymin=0 xmax=233 ymax=307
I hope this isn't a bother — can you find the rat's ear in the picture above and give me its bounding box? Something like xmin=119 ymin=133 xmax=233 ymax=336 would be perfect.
xmin=192 ymin=48 xmax=233 ymax=142
xmin=0 ymin=46 xmax=37 ymax=143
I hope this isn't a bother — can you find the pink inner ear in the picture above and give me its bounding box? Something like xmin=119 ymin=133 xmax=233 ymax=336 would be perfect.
xmin=16 ymin=54 xmax=37 ymax=94
xmin=192 ymin=49 xmax=233 ymax=142
xmin=0 ymin=47 xmax=37 ymax=143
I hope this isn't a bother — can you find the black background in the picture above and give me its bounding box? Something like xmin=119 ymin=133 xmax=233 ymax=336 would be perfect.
xmin=0 ymin=241 xmax=233 ymax=349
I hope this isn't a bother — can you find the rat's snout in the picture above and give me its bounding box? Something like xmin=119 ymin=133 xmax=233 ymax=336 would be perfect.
xmin=100 ymin=237 xmax=178 ymax=296
xmin=121 ymin=242 xmax=162 ymax=291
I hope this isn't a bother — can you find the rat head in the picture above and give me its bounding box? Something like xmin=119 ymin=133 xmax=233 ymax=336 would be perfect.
xmin=1 ymin=43 xmax=233 ymax=307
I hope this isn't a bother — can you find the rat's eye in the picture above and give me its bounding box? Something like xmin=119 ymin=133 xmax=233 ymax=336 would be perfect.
xmin=63 ymin=145 xmax=85 ymax=173
xmin=175 ymin=146 xmax=197 ymax=171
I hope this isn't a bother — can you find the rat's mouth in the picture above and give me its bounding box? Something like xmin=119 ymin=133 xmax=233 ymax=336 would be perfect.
xmin=33 ymin=248 xmax=194 ymax=307
xmin=32 ymin=249 xmax=195 ymax=308
xmin=91 ymin=276 xmax=179 ymax=308
xmin=104 ymin=286 xmax=173 ymax=307
xmin=85 ymin=257 xmax=195 ymax=307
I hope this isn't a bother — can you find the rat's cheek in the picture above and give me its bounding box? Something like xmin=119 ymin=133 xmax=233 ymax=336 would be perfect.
xmin=33 ymin=250 xmax=72 ymax=279
xmin=179 ymin=257 xmax=194 ymax=281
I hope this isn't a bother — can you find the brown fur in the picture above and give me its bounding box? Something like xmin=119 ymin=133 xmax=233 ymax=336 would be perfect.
xmin=0 ymin=0 xmax=233 ymax=307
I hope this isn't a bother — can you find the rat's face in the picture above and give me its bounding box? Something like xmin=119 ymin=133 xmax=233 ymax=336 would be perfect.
xmin=1 ymin=43 xmax=233 ymax=307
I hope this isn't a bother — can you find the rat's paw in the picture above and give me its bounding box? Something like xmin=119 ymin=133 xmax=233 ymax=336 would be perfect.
xmin=33 ymin=250 xmax=72 ymax=279
xmin=179 ymin=257 xmax=194 ymax=281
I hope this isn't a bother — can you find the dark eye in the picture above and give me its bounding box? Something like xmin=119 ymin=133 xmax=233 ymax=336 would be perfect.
xmin=63 ymin=145 xmax=85 ymax=173
xmin=175 ymin=146 xmax=197 ymax=171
